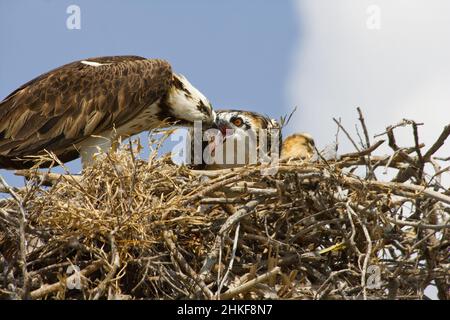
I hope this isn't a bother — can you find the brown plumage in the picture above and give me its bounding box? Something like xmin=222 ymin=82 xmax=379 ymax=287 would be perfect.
xmin=0 ymin=56 xmax=214 ymax=169
xmin=281 ymin=133 xmax=315 ymax=161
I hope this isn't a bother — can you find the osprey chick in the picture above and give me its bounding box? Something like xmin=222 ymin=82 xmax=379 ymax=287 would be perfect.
xmin=0 ymin=56 xmax=215 ymax=169
xmin=196 ymin=109 xmax=281 ymax=170
xmin=281 ymin=133 xmax=315 ymax=161
xmin=190 ymin=110 xmax=317 ymax=169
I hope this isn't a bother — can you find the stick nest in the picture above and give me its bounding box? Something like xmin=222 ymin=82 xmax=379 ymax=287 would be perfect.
xmin=0 ymin=117 xmax=449 ymax=300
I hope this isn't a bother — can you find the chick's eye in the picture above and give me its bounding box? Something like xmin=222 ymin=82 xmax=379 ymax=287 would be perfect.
xmin=231 ymin=117 xmax=243 ymax=127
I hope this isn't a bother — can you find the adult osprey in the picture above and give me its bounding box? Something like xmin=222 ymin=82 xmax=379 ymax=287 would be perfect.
xmin=0 ymin=56 xmax=215 ymax=169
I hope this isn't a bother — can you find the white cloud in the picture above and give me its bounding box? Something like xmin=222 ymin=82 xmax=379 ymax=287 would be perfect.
xmin=287 ymin=0 xmax=450 ymax=159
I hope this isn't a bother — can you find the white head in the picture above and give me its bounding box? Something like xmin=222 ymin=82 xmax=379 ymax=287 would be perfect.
xmin=163 ymin=74 xmax=215 ymax=127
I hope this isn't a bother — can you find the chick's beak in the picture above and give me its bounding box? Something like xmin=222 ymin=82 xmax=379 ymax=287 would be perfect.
xmin=222 ymin=126 xmax=235 ymax=137
xmin=213 ymin=119 xmax=233 ymax=137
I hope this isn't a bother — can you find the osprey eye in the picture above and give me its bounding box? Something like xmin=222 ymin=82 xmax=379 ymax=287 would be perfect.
xmin=231 ymin=117 xmax=243 ymax=127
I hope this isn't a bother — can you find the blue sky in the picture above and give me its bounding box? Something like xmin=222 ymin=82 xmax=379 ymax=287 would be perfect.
xmin=0 ymin=0 xmax=298 ymax=185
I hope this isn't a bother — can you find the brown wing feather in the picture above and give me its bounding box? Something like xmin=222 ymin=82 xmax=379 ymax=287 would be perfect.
xmin=0 ymin=56 xmax=172 ymax=168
